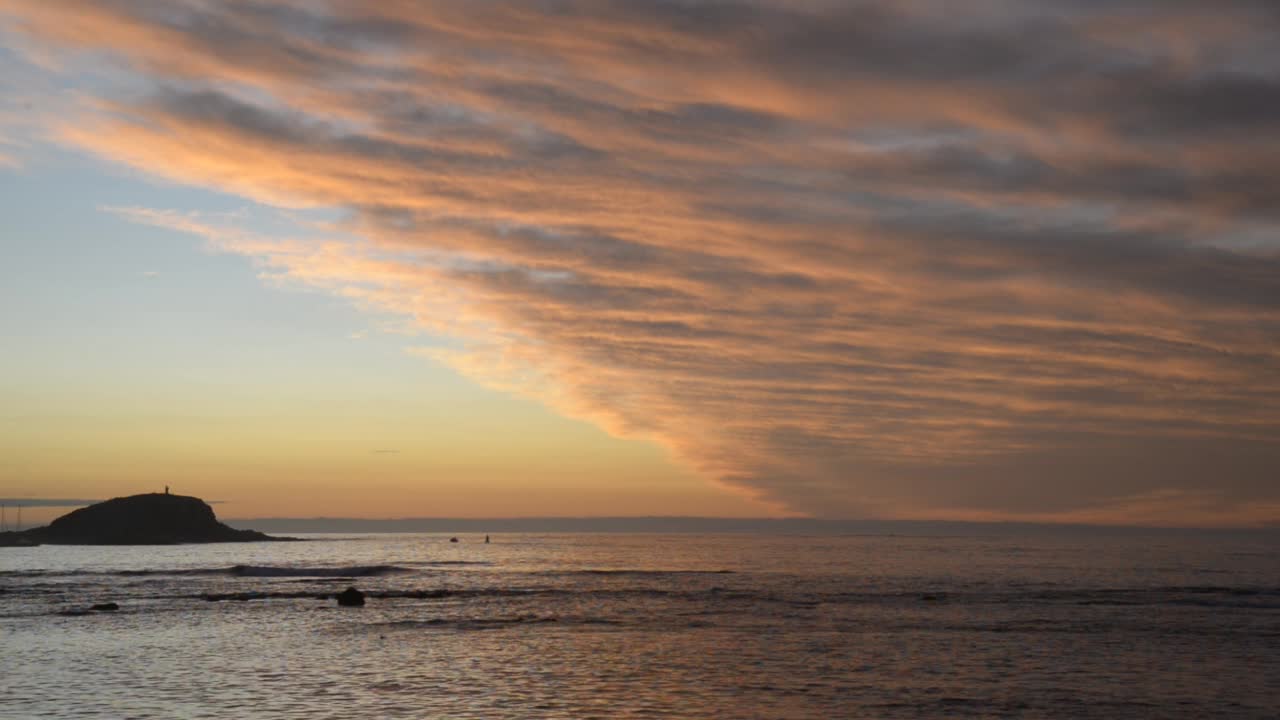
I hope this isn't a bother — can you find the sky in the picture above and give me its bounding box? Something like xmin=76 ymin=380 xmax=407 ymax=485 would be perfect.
xmin=1 ymin=1 xmax=1278 ymax=528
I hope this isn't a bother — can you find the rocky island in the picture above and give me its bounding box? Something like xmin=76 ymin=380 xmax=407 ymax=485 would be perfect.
xmin=0 ymin=493 xmax=291 ymax=545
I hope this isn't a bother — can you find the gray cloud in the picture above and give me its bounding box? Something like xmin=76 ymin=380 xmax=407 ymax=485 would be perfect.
xmin=5 ymin=0 xmax=1279 ymax=525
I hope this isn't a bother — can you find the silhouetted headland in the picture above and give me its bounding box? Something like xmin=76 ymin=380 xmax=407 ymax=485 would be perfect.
xmin=0 ymin=493 xmax=294 ymax=545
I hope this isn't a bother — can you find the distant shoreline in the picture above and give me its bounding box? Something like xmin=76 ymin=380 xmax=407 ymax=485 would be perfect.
xmin=222 ymin=516 xmax=1280 ymax=537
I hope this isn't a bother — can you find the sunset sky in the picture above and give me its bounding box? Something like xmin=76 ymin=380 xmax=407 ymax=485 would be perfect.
xmin=2 ymin=1 xmax=1278 ymax=527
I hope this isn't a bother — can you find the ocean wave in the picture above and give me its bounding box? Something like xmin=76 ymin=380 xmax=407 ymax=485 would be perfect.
xmin=1 ymin=564 xmax=414 ymax=579
xmin=170 ymin=584 xmax=1280 ymax=613
xmin=117 ymin=568 xmax=227 ymax=576
xmin=203 ymin=590 xmax=329 ymax=602
xmin=1 ymin=568 xmax=224 ymax=578
xmin=379 ymin=615 xmax=626 ymax=630
xmin=229 ymin=564 xmax=410 ymax=578
xmin=11 ymin=571 xmax=1277 ymax=613
xmin=196 ymin=586 xmax=679 ymax=602
xmin=536 ymin=569 xmax=735 ymax=577
xmin=1022 ymin=585 xmax=1280 ymax=607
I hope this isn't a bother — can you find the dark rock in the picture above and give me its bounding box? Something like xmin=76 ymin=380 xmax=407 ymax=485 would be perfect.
xmin=90 ymin=602 xmax=120 ymax=611
xmin=336 ymin=586 xmax=366 ymax=607
xmin=8 ymin=493 xmax=293 ymax=545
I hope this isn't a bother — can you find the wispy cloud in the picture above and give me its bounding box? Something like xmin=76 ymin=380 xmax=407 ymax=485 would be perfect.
xmin=6 ymin=1 xmax=1280 ymax=524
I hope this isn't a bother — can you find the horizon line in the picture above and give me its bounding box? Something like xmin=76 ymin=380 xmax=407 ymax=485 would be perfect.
xmin=221 ymin=515 xmax=1280 ymax=533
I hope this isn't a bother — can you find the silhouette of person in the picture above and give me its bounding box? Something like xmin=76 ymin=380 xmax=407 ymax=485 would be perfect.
xmin=165 ymin=485 xmax=170 ymax=495
xmin=485 ymin=535 xmax=490 ymax=544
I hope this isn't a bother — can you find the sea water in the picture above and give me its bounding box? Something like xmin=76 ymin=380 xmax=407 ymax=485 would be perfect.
xmin=2 ymin=532 xmax=1278 ymax=718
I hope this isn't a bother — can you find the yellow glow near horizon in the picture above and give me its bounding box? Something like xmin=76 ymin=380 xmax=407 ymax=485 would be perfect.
xmin=2 ymin=343 xmax=779 ymax=526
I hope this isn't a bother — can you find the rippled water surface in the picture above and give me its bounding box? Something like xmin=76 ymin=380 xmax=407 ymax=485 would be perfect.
xmin=3 ymin=532 xmax=1278 ymax=718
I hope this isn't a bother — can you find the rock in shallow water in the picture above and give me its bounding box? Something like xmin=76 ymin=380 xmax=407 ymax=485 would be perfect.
xmin=336 ymin=586 xmax=365 ymax=607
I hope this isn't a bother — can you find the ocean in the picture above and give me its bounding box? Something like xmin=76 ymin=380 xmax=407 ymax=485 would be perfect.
xmin=2 ymin=532 xmax=1278 ymax=718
